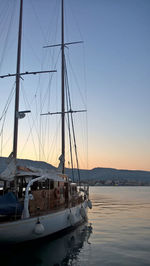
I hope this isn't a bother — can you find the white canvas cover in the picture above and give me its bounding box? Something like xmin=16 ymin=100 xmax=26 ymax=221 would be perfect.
xmin=0 ymin=157 xmax=65 ymax=182
xmin=0 ymin=158 xmax=16 ymax=181
xmin=17 ymin=166 xmax=64 ymax=181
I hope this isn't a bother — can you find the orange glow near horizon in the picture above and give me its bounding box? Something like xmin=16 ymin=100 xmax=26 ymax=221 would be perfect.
xmin=86 ymin=152 xmax=150 ymax=171
xmin=1 ymin=142 xmax=150 ymax=172
xmin=18 ymin=153 xmax=150 ymax=172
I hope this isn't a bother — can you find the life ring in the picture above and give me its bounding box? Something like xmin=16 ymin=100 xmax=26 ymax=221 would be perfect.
xmin=54 ymin=188 xmax=60 ymax=199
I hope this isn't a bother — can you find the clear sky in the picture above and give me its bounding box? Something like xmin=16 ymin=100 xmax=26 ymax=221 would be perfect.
xmin=0 ymin=0 xmax=150 ymax=171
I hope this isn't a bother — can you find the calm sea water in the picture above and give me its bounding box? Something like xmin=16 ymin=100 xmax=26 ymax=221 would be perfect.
xmin=0 ymin=186 xmax=150 ymax=266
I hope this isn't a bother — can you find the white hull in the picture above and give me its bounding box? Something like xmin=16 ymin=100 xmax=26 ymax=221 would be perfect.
xmin=0 ymin=201 xmax=88 ymax=244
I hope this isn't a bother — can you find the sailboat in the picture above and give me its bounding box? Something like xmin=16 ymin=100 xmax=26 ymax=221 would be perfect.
xmin=0 ymin=0 xmax=92 ymax=244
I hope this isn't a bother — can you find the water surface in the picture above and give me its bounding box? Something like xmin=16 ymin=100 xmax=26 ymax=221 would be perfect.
xmin=88 ymin=186 xmax=150 ymax=266
xmin=0 ymin=186 xmax=150 ymax=266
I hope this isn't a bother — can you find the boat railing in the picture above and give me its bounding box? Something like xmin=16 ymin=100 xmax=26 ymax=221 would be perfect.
xmin=22 ymin=175 xmax=51 ymax=219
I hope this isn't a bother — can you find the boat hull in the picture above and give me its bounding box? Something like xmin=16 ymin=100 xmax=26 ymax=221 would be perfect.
xmin=0 ymin=201 xmax=88 ymax=244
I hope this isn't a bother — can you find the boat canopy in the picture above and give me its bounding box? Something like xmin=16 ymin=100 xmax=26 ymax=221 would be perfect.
xmin=0 ymin=192 xmax=23 ymax=216
xmin=0 ymin=157 xmax=64 ymax=182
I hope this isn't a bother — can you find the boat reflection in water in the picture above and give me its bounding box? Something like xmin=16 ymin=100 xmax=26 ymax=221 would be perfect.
xmin=0 ymin=223 xmax=93 ymax=266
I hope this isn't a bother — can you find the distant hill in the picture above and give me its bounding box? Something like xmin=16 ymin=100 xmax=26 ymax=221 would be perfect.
xmin=66 ymin=167 xmax=150 ymax=185
xmin=0 ymin=157 xmax=149 ymax=185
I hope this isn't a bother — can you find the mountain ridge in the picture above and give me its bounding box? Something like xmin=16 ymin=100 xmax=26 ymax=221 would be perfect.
xmin=66 ymin=167 xmax=150 ymax=185
xmin=0 ymin=156 xmax=149 ymax=185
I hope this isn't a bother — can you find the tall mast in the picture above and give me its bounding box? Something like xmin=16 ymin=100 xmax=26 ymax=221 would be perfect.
xmin=13 ymin=0 xmax=23 ymax=158
xmin=61 ymin=0 xmax=65 ymax=173
xmin=41 ymin=0 xmax=84 ymax=174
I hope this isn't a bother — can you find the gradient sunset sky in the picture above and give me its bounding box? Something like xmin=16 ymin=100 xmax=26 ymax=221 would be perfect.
xmin=0 ymin=0 xmax=150 ymax=171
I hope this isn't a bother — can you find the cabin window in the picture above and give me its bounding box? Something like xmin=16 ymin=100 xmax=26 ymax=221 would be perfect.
xmin=50 ymin=181 xmax=54 ymax=189
xmin=44 ymin=179 xmax=50 ymax=189
xmin=32 ymin=181 xmax=38 ymax=190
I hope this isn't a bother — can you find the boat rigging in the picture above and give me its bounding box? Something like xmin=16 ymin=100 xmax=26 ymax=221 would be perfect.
xmin=0 ymin=0 xmax=92 ymax=244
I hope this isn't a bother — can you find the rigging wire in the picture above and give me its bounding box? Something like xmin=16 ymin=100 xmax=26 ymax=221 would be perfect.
xmin=41 ymin=0 xmax=60 ymax=68
xmin=65 ymin=47 xmax=89 ymax=169
xmin=47 ymin=117 xmax=61 ymax=166
xmin=19 ymin=82 xmax=46 ymax=161
xmin=65 ymin=51 xmax=86 ymax=109
xmin=19 ymin=83 xmax=38 ymax=159
xmin=40 ymin=50 xmax=61 ymax=112
xmin=0 ymin=1 xmax=17 ymax=72
xmin=1 ymin=133 xmax=12 ymax=155
xmin=18 ymin=0 xmax=60 ymax=162
xmin=0 ymin=1 xmax=88 ymax=171
xmin=37 ymin=0 xmax=60 ymax=158
xmin=30 ymin=0 xmax=48 ymax=42
xmin=64 ymin=57 xmax=81 ymax=184
xmin=38 ymin=0 xmax=61 ymax=163
xmin=39 ymin=50 xmax=60 ymax=162
xmin=0 ymin=83 xmax=15 ymax=155
xmin=65 ymin=0 xmax=89 ymax=169
xmin=0 ymin=83 xmax=15 ymax=122
xmin=81 ymin=43 xmax=89 ymax=169
xmin=65 ymin=75 xmax=74 ymax=182
xmin=66 ymin=107 xmax=74 ymax=181
xmin=67 ymin=0 xmax=84 ymax=42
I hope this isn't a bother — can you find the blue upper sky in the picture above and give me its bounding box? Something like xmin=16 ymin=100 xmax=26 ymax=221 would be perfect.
xmin=0 ymin=0 xmax=150 ymax=171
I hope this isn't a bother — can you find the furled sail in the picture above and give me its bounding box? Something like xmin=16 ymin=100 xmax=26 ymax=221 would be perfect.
xmin=0 ymin=157 xmax=63 ymax=181
xmin=0 ymin=158 xmax=16 ymax=181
